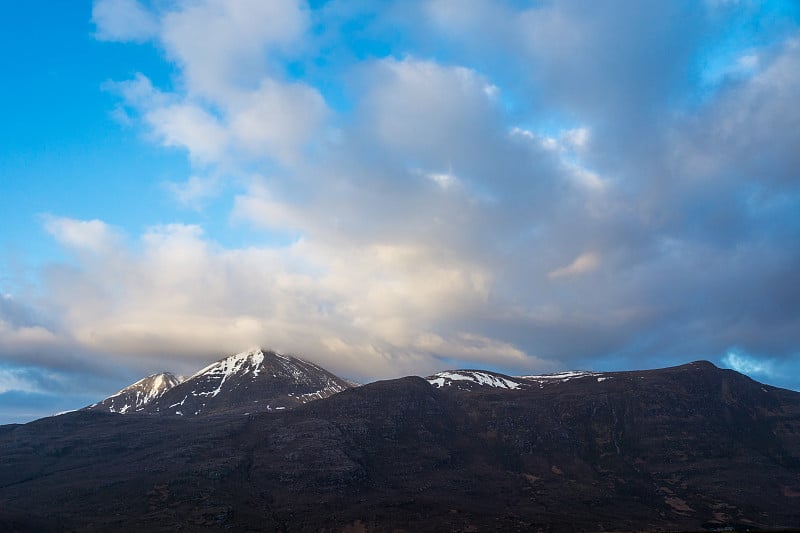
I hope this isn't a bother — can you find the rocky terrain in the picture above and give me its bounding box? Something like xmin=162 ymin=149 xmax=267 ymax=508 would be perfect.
xmin=1 ymin=359 xmax=799 ymax=531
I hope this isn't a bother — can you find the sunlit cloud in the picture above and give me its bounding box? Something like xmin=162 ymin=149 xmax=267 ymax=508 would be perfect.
xmin=2 ymin=0 xmax=799 ymax=425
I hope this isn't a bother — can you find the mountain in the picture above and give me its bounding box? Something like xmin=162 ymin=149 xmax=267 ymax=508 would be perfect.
xmin=1 ymin=360 xmax=799 ymax=531
xmin=89 ymin=363 xmax=602 ymax=416
xmin=142 ymin=348 xmax=352 ymax=416
xmin=84 ymin=372 xmax=180 ymax=414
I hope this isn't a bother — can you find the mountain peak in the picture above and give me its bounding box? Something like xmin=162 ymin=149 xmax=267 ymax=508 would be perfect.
xmin=188 ymin=347 xmax=269 ymax=382
xmin=85 ymin=372 xmax=180 ymax=414
xmin=83 ymin=349 xmax=352 ymax=417
xmin=145 ymin=349 xmax=352 ymax=416
xmin=688 ymin=360 xmax=718 ymax=369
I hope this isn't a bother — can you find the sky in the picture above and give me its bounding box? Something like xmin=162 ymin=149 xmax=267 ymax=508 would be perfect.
xmin=1 ymin=0 xmax=799 ymax=424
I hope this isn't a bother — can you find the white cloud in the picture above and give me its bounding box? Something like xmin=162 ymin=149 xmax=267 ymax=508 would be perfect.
xmin=549 ymin=253 xmax=600 ymax=280
xmin=160 ymin=0 xmax=309 ymax=99
xmin=42 ymin=216 xmax=121 ymax=254
xmin=108 ymin=7 xmax=328 ymax=167
xmin=736 ymin=53 xmax=759 ymax=72
xmin=722 ymin=350 xmax=774 ymax=377
xmin=425 ymin=170 xmax=459 ymax=190
xmin=146 ymin=104 xmax=229 ymax=165
xmin=561 ymin=127 xmax=590 ymax=151
xmin=125 ymin=77 xmax=328 ymax=166
xmin=106 ymin=74 xmax=230 ymax=164
xmin=166 ymin=175 xmax=221 ymax=209
xmin=108 ymin=73 xmax=164 ymax=109
xmin=92 ymin=0 xmax=158 ymax=43
xmin=232 ymin=185 xmax=304 ymax=232
xmin=26 ymin=215 xmax=529 ymax=380
xmin=228 ymin=79 xmax=328 ymax=165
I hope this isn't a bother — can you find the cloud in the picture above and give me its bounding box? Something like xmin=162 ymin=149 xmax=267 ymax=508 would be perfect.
xmin=146 ymin=103 xmax=229 ymax=165
xmin=722 ymin=349 xmax=775 ymax=377
xmin=228 ymin=78 xmax=328 ymax=165
xmin=165 ymin=175 xmax=222 ymax=209
xmin=0 ymin=366 xmax=57 ymax=395
xmin=110 ymin=55 xmax=328 ymax=167
xmin=42 ymin=216 xmax=121 ymax=254
xmin=92 ymin=0 xmax=158 ymax=42
xmin=359 ymin=59 xmax=501 ymax=166
xmin=27 ymin=218 xmax=513 ymax=381
xmin=0 ymin=321 xmax=58 ymax=352
xmin=697 ymin=37 xmax=800 ymax=188
xmin=0 ymin=363 xmax=127 ymax=423
xmin=160 ymin=0 xmax=309 ymax=99
xmin=7 ymin=1 xmax=798 ymax=400
xmin=548 ymin=253 xmax=600 ymax=280
xmin=0 ymin=326 xmax=63 ymax=370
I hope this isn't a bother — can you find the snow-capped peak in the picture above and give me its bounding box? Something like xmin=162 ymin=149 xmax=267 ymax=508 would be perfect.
xmin=189 ymin=347 xmax=267 ymax=383
xmin=86 ymin=372 xmax=180 ymax=414
xmin=144 ymin=348 xmax=353 ymax=416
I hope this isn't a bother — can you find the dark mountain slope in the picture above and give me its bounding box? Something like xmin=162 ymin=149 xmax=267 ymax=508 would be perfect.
xmin=0 ymin=361 xmax=798 ymax=531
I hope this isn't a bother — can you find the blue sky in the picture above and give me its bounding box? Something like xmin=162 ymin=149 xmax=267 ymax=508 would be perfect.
xmin=1 ymin=0 xmax=799 ymax=424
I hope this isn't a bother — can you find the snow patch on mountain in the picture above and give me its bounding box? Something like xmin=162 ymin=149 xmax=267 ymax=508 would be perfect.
xmin=190 ymin=347 xmax=265 ymax=382
xmin=518 ymin=370 xmax=603 ymax=384
xmin=298 ymin=382 xmax=349 ymax=402
xmin=426 ymin=369 xmax=613 ymax=391
xmin=426 ymin=371 xmax=524 ymax=389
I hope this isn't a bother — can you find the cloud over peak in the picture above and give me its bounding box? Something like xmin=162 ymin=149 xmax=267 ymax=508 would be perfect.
xmin=67 ymin=1 xmax=800 ymax=380
xmin=2 ymin=0 xmax=799 ymax=424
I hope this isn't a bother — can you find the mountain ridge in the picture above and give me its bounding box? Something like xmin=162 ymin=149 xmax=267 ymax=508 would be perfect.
xmin=87 ymin=348 xmax=353 ymax=417
xmin=85 ymin=354 xmax=792 ymax=417
xmin=1 ymin=359 xmax=799 ymax=531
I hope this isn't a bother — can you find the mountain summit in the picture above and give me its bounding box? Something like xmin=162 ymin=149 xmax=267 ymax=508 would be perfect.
xmin=142 ymin=348 xmax=352 ymax=416
xmin=85 ymin=372 xmax=180 ymax=414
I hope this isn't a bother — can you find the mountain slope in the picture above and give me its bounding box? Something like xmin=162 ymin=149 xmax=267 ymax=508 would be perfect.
xmin=1 ymin=361 xmax=798 ymax=531
xmin=143 ymin=348 xmax=352 ymax=416
xmin=84 ymin=372 xmax=180 ymax=414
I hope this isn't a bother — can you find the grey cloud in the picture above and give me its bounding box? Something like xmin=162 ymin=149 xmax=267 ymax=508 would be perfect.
xmin=0 ymin=294 xmax=40 ymax=330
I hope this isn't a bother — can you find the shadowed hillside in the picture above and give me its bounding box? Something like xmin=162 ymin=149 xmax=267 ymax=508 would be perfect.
xmin=1 ymin=361 xmax=799 ymax=531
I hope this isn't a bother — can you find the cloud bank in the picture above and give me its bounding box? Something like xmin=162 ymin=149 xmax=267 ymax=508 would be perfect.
xmin=2 ymin=0 xmax=799 ymax=420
